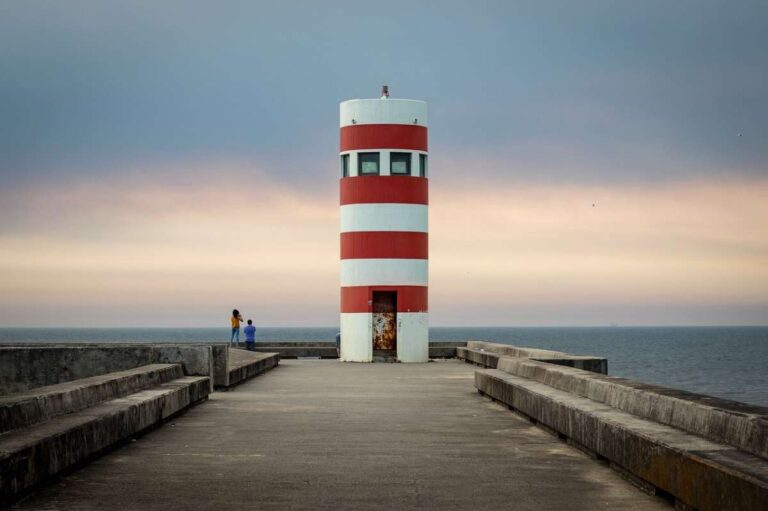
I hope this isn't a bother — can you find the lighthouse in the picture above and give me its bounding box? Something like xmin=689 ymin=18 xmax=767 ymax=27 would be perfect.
xmin=339 ymin=86 xmax=429 ymax=363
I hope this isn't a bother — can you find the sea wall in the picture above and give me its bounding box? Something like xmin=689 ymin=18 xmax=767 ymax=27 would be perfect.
xmin=470 ymin=344 xmax=768 ymax=510
xmin=0 ymin=344 xmax=229 ymax=394
xmin=458 ymin=340 xmax=608 ymax=374
xmin=494 ymin=355 xmax=768 ymax=459
xmin=250 ymin=341 xmax=466 ymax=359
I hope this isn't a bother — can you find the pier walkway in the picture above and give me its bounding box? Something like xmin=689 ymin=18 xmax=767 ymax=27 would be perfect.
xmin=13 ymin=360 xmax=668 ymax=510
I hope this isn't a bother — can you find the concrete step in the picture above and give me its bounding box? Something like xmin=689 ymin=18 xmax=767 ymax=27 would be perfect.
xmin=0 ymin=375 xmax=210 ymax=506
xmin=475 ymin=368 xmax=768 ymax=511
xmin=0 ymin=364 xmax=183 ymax=434
xmin=466 ymin=341 xmax=607 ymax=374
xmin=222 ymin=350 xmax=279 ymax=389
xmin=493 ymin=355 xmax=768 ymax=459
xmin=457 ymin=346 xmax=500 ymax=368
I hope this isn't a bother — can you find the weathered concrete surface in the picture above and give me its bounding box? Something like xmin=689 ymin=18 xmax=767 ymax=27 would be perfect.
xmin=427 ymin=341 xmax=466 ymax=358
xmin=210 ymin=344 xmax=230 ymax=387
xmin=221 ymin=349 xmax=279 ymax=388
xmin=251 ymin=342 xmax=339 ymax=359
xmin=0 ymin=345 xmax=166 ymax=394
xmin=153 ymin=345 xmax=217 ymax=390
xmin=476 ymin=368 xmax=768 ymax=511
xmin=0 ymin=364 xmax=182 ymax=434
xmin=250 ymin=341 xmax=466 ymax=359
xmin=494 ymin=356 xmax=768 ymax=459
xmin=457 ymin=345 xmax=500 ymax=368
xmin=1 ymin=376 xmax=210 ymax=507
xmin=466 ymin=341 xmax=608 ymax=374
xmin=13 ymin=360 xmax=668 ymax=511
xmin=0 ymin=344 xmax=229 ymax=395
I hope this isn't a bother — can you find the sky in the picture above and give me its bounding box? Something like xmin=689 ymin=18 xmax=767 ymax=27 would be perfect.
xmin=0 ymin=0 xmax=766 ymax=327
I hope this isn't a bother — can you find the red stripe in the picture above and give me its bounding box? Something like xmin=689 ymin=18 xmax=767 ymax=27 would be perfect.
xmin=341 ymin=286 xmax=428 ymax=313
xmin=341 ymin=232 xmax=428 ymax=259
xmin=340 ymin=124 xmax=427 ymax=152
xmin=340 ymin=176 xmax=428 ymax=205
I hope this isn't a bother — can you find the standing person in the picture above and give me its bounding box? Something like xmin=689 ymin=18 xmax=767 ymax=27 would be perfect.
xmin=230 ymin=309 xmax=243 ymax=347
xmin=244 ymin=319 xmax=256 ymax=351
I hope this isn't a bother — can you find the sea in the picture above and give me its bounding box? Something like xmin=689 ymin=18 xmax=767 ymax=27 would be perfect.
xmin=1 ymin=326 xmax=766 ymax=407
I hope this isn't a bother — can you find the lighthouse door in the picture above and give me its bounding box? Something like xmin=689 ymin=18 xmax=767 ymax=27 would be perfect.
xmin=372 ymin=291 xmax=397 ymax=353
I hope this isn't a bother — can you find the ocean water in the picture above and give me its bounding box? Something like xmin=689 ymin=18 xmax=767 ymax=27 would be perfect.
xmin=1 ymin=326 xmax=766 ymax=407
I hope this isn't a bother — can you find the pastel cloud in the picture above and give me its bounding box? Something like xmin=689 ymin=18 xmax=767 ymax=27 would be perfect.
xmin=1 ymin=163 xmax=765 ymax=326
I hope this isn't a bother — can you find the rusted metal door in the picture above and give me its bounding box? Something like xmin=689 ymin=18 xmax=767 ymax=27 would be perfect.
xmin=372 ymin=291 xmax=397 ymax=351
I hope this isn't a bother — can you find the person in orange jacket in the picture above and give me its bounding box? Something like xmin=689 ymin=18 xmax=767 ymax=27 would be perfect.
xmin=230 ymin=309 xmax=243 ymax=347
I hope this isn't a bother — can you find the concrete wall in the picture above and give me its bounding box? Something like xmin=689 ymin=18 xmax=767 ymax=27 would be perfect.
xmin=251 ymin=341 xmax=466 ymax=359
xmin=461 ymin=341 xmax=766 ymax=458
xmin=1 ymin=375 xmax=210 ymax=506
xmin=467 ymin=340 xmax=768 ymax=509
xmin=456 ymin=346 xmax=499 ymax=368
xmin=495 ymin=355 xmax=768 ymax=459
xmin=466 ymin=341 xmax=607 ymax=374
xmin=428 ymin=341 xmax=466 ymax=358
xmin=224 ymin=351 xmax=280 ymax=388
xmin=0 ymin=344 xmax=229 ymax=395
xmin=210 ymin=344 xmax=231 ymax=387
xmin=475 ymin=368 xmax=768 ymax=511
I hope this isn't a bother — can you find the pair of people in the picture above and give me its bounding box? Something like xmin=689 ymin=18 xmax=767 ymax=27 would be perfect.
xmin=230 ymin=309 xmax=256 ymax=350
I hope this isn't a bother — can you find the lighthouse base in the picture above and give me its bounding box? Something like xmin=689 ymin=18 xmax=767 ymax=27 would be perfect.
xmin=339 ymin=312 xmax=428 ymax=363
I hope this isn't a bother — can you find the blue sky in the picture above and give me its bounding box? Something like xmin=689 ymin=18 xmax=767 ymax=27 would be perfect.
xmin=0 ymin=1 xmax=766 ymax=326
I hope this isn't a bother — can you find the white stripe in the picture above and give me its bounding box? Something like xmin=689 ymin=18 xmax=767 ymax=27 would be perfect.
xmin=340 ymin=259 xmax=428 ymax=286
xmin=340 ymin=98 xmax=428 ymax=127
xmin=341 ymin=204 xmax=428 ymax=233
xmin=397 ymin=312 xmax=429 ymax=363
xmin=339 ymin=313 xmax=372 ymax=362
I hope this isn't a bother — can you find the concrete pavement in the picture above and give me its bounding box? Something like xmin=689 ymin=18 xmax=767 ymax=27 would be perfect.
xmin=13 ymin=360 xmax=670 ymax=510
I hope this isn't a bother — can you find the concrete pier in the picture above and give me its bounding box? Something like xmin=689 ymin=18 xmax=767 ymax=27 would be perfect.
xmin=13 ymin=360 xmax=668 ymax=510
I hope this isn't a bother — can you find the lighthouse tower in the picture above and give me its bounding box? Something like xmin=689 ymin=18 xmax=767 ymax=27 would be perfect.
xmin=339 ymin=86 xmax=429 ymax=363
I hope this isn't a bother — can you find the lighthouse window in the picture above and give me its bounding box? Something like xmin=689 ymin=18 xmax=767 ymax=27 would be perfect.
xmin=358 ymin=152 xmax=380 ymax=175
xmin=340 ymin=154 xmax=350 ymax=177
xmin=419 ymin=154 xmax=428 ymax=177
xmin=390 ymin=152 xmax=411 ymax=175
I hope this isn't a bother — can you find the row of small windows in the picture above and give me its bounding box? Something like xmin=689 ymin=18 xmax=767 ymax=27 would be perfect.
xmin=340 ymin=152 xmax=427 ymax=178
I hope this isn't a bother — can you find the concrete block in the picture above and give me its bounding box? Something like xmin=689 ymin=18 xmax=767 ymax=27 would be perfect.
xmin=0 ymin=375 xmax=209 ymax=506
xmin=495 ymin=356 xmax=768 ymax=459
xmin=0 ymin=345 xmax=157 ymax=395
xmin=428 ymin=342 xmax=466 ymax=358
xmin=456 ymin=346 xmax=500 ymax=368
xmin=252 ymin=345 xmax=338 ymax=359
xmin=475 ymin=369 xmax=768 ymax=511
xmin=0 ymin=344 xmax=229 ymax=395
xmin=466 ymin=341 xmax=607 ymax=374
xmin=210 ymin=344 xmax=230 ymax=387
xmin=0 ymin=364 xmax=182 ymax=434
xmin=248 ymin=341 xmax=465 ymax=360
xmin=221 ymin=350 xmax=280 ymax=389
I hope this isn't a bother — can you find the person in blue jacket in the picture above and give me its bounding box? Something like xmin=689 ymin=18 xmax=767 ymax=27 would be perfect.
xmin=244 ymin=319 xmax=256 ymax=351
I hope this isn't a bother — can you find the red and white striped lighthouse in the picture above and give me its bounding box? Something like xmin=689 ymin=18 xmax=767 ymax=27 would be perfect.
xmin=339 ymin=87 xmax=429 ymax=363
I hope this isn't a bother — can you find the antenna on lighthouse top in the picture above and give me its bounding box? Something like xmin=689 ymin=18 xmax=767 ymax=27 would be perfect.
xmin=381 ymin=85 xmax=389 ymax=99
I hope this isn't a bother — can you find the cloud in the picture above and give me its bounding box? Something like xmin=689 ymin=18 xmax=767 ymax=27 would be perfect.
xmin=1 ymin=1 xmax=766 ymax=185
xmin=0 ymin=164 xmax=766 ymax=326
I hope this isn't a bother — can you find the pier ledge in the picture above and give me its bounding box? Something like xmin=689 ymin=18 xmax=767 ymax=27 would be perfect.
xmin=2 ymin=342 xmax=766 ymax=510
